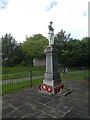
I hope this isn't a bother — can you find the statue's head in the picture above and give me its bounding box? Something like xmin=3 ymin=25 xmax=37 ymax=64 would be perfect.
xmin=50 ymin=21 xmax=53 ymax=25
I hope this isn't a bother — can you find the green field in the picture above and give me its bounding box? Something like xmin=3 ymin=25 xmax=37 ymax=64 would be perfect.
xmin=62 ymin=70 xmax=89 ymax=81
xmin=2 ymin=65 xmax=45 ymax=74
xmin=1 ymin=66 xmax=89 ymax=95
xmin=2 ymin=70 xmax=89 ymax=81
xmin=2 ymin=66 xmax=89 ymax=81
xmin=2 ymin=66 xmax=45 ymax=80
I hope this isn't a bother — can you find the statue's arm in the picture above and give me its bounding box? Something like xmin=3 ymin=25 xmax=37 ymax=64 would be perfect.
xmin=48 ymin=25 xmax=54 ymax=31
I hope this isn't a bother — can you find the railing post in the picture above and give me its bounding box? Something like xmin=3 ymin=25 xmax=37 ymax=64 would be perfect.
xmin=30 ymin=70 xmax=32 ymax=87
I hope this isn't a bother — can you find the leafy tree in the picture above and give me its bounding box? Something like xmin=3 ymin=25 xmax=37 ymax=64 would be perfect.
xmin=1 ymin=32 xmax=88 ymax=67
xmin=54 ymin=29 xmax=71 ymax=65
xmin=54 ymin=29 xmax=71 ymax=48
xmin=62 ymin=39 xmax=81 ymax=66
xmin=61 ymin=37 xmax=89 ymax=67
xmin=22 ymin=34 xmax=48 ymax=59
xmin=54 ymin=29 xmax=89 ymax=67
xmin=79 ymin=37 xmax=89 ymax=66
xmin=2 ymin=33 xmax=24 ymax=66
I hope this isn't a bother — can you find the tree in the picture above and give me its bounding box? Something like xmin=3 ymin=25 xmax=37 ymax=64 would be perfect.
xmin=2 ymin=33 xmax=24 ymax=66
xmin=54 ymin=29 xmax=71 ymax=65
xmin=54 ymin=29 xmax=71 ymax=48
xmin=79 ymin=37 xmax=89 ymax=66
xmin=61 ymin=37 xmax=89 ymax=67
xmin=21 ymin=34 xmax=48 ymax=59
xmin=63 ymin=39 xmax=81 ymax=66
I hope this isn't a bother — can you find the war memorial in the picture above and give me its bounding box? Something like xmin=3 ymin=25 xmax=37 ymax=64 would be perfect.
xmin=2 ymin=22 xmax=88 ymax=119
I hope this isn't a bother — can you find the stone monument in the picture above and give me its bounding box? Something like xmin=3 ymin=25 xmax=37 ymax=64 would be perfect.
xmin=38 ymin=22 xmax=64 ymax=94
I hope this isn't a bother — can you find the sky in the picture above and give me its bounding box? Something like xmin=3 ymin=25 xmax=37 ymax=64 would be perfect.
xmin=0 ymin=0 xmax=89 ymax=42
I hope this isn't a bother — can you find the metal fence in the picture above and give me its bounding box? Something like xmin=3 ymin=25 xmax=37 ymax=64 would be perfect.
xmin=2 ymin=70 xmax=44 ymax=95
xmin=1 ymin=66 xmax=89 ymax=95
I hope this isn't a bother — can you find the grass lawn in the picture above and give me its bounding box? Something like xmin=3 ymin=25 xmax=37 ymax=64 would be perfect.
xmin=2 ymin=66 xmax=89 ymax=81
xmin=1 ymin=66 xmax=89 ymax=95
xmin=62 ymin=70 xmax=89 ymax=81
xmin=2 ymin=66 xmax=45 ymax=80
xmin=2 ymin=65 xmax=45 ymax=74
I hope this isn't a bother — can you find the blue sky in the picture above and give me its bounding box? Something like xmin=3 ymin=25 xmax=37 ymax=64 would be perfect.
xmin=0 ymin=0 xmax=89 ymax=42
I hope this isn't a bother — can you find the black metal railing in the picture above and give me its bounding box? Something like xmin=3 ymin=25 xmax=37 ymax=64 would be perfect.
xmin=1 ymin=66 xmax=88 ymax=95
xmin=2 ymin=70 xmax=44 ymax=95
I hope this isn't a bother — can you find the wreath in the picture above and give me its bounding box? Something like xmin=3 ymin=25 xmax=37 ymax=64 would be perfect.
xmin=41 ymin=84 xmax=48 ymax=91
xmin=47 ymin=86 xmax=52 ymax=93
xmin=60 ymin=84 xmax=64 ymax=89
xmin=55 ymin=86 xmax=60 ymax=93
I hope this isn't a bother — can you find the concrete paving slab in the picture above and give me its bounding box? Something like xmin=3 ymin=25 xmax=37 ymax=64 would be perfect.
xmin=46 ymin=99 xmax=62 ymax=108
xmin=34 ymin=103 xmax=49 ymax=112
xmin=2 ymin=80 xmax=88 ymax=118
xmin=43 ymin=106 xmax=61 ymax=117
xmin=36 ymin=112 xmax=56 ymax=118
xmin=18 ymin=104 xmax=34 ymax=115
xmin=2 ymin=105 xmax=16 ymax=118
xmin=26 ymin=108 xmax=43 ymax=118
xmin=38 ymin=96 xmax=52 ymax=104
xmin=6 ymin=110 xmax=25 ymax=118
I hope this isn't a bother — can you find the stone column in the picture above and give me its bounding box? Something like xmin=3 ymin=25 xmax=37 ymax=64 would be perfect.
xmin=43 ymin=45 xmax=61 ymax=94
xmin=38 ymin=45 xmax=63 ymax=94
xmin=38 ymin=22 xmax=63 ymax=94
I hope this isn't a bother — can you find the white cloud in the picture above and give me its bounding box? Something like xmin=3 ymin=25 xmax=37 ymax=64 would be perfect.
xmin=0 ymin=0 xmax=8 ymax=9
xmin=46 ymin=0 xmax=58 ymax=11
xmin=0 ymin=0 xmax=89 ymax=42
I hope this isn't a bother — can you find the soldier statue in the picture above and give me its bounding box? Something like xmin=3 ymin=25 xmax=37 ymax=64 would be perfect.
xmin=48 ymin=21 xmax=54 ymax=45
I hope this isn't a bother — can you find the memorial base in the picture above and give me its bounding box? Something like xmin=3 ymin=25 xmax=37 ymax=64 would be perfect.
xmin=38 ymin=45 xmax=64 ymax=94
xmin=38 ymin=81 xmax=64 ymax=95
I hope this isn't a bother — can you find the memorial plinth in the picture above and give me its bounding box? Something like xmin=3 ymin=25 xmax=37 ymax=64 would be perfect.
xmin=44 ymin=45 xmax=61 ymax=85
xmin=38 ymin=45 xmax=63 ymax=94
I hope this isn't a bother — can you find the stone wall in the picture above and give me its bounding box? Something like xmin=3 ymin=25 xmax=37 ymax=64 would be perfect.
xmin=33 ymin=58 xmax=46 ymax=66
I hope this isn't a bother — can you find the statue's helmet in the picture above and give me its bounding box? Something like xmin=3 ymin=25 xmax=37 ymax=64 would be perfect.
xmin=50 ymin=21 xmax=53 ymax=25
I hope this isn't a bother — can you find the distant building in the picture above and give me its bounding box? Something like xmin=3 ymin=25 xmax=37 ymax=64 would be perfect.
xmin=33 ymin=58 xmax=46 ymax=66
